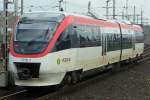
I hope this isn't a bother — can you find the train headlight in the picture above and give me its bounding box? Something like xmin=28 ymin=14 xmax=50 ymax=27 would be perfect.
xmin=17 ymin=68 xmax=31 ymax=80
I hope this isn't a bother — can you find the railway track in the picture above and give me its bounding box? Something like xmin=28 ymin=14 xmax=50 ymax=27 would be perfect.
xmin=0 ymin=87 xmax=27 ymax=100
xmin=1 ymin=47 xmax=150 ymax=100
xmin=0 ymin=90 xmax=27 ymax=100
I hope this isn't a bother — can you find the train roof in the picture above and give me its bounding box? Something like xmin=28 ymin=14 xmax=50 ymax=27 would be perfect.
xmin=22 ymin=11 xmax=127 ymax=23
xmin=22 ymin=11 xmax=93 ymax=19
xmin=22 ymin=11 xmax=142 ymax=31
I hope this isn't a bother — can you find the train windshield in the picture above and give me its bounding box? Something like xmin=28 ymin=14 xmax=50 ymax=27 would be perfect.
xmin=14 ymin=13 xmax=64 ymax=54
xmin=15 ymin=22 xmax=57 ymax=42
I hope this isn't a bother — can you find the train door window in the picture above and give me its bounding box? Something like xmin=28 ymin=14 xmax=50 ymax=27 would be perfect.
xmin=71 ymin=25 xmax=80 ymax=48
xmin=122 ymin=30 xmax=126 ymax=49
xmin=115 ymin=29 xmax=118 ymax=50
xmin=112 ymin=29 xmax=115 ymax=51
xmin=122 ymin=30 xmax=125 ymax=49
xmin=92 ymin=26 xmax=101 ymax=46
xmin=113 ymin=33 xmax=117 ymax=50
xmin=109 ymin=29 xmax=113 ymax=51
xmin=122 ymin=32 xmax=127 ymax=49
xmin=129 ymin=30 xmax=133 ymax=48
xmin=111 ymin=29 xmax=115 ymax=50
xmin=54 ymin=26 xmax=71 ymax=51
xmin=126 ymin=30 xmax=132 ymax=48
xmin=102 ymin=28 xmax=107 ymax=54
xmin=128 ymin=31 xmax=132 ymax=48
xmin=126 ymin=30 xmax=129 ymax=48
xmin=131 ymin=30 xmax=136 ymax=50
xmin=114 ymin=29 xmax=119 ymax=50
xmin=79 ymin=25 xmax=86 ymax=47
xmin=116 ymin=29 xmax=121 ymax=50
xmin=135 ymin=31 xmax=144 ymax=43
xmin=115 ymin=34 xmax=120 ymax=50
xmin=122 ymin=29 xmax=132 ymax=49
xmin=107 ymin=33 xmax=110 ymax=51
xmin=98 ymin=27 xmax=101 ymax=46
xmin=91 ymin=26 xmax=96 ymax=46
xmin=107 ymin=28 xmax=111 ymax=51
xmin=86 ymin=25 xmax=92 ymax=47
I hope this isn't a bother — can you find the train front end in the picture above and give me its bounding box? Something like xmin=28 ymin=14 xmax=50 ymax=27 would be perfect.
xmin=9 ymin=12 xmax=70 ymax=86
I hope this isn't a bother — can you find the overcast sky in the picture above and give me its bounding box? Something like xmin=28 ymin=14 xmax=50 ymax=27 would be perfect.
xmin=0 ymin=0 xmax=149 ymax=19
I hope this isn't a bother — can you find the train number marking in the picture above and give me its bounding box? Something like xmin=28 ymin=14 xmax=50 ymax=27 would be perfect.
xmin=62 ymin=58 xmax=71 ymax=62
xmin=57 ymin=58 xmax=71 ymax=65
xmin=21 ymin=58 xmax=32 ymax=62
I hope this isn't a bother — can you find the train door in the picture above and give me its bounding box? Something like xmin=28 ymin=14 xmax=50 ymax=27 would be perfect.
xmin=101 ymin=28 xmax=108 ymax=65
xmin=71 ymin=25 xmax=81 ymax=70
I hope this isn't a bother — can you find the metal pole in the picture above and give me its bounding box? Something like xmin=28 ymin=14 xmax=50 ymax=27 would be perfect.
xmin=141 ymin=9 xmax=143 ymax=25
xmin=64 ymin=0 xmax=66 ymax=11
xmin=14 ymin=0 xmax=18 ymax=17
xmin=21 ymin=0 xmax=23 ymax=15
xmin=122 ymin=11 xmax=124 ymax=20
xmin=59 ymin=0 xmax=63 ymax=11
xmin=3 ymin=0 xmax=8 ymax=71
xmin=113 ymin=0 xmax=116 ymax=19
xmin=59 ymin=0 xmax=61 ymax=11
xmin=133 ymin=6 xmax=136 ymax=23
xmin=88 ymin=1 xmax=91 ymax=13
xmin=137 ymin=14 xmax=139 ymax=24
xmin=126 ymin=0 xmax=128 ymax=19
xmin=106 ymin=0 xmax=110 ymax=19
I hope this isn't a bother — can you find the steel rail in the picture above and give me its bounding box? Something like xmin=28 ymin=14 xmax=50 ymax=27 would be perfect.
xmin=0 ymin=89 xmax=27 ymax=100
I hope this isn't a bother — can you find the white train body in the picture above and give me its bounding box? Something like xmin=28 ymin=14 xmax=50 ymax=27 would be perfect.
xmin=9 ymin=12 xmax=144 ymax=86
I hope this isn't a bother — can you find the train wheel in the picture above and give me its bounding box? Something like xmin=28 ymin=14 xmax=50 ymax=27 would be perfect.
xmin=71 ymin=72 xmax=79 ymax=84
xmin=140 ymin=54 xmax=143 ymax=59
xmin=134 ymin=54 xmax=140 ymax=64
xmin=111 ymin=62 xmax=121 ymax=73
xmin=62 ymin=74 xmax=72 ymax=85
xmin=127 ymin=58 xmax=132 ymax=64
xmin=62 ymin=71 xmax=82 ymax=86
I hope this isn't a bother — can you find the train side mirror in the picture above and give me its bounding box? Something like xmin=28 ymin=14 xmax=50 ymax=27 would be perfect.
xmin=73 ymin=26 xmax=77 ymax=29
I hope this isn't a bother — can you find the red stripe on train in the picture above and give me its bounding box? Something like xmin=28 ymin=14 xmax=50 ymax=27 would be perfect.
xmin=10 ymin=15 xmax=140 ymax=58
xmin=10 ymin=16 xmax=73 ymax=58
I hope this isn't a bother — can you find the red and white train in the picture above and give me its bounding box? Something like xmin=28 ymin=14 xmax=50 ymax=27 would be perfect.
xmin=9 ymin=12 xmax=144 ymax=86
